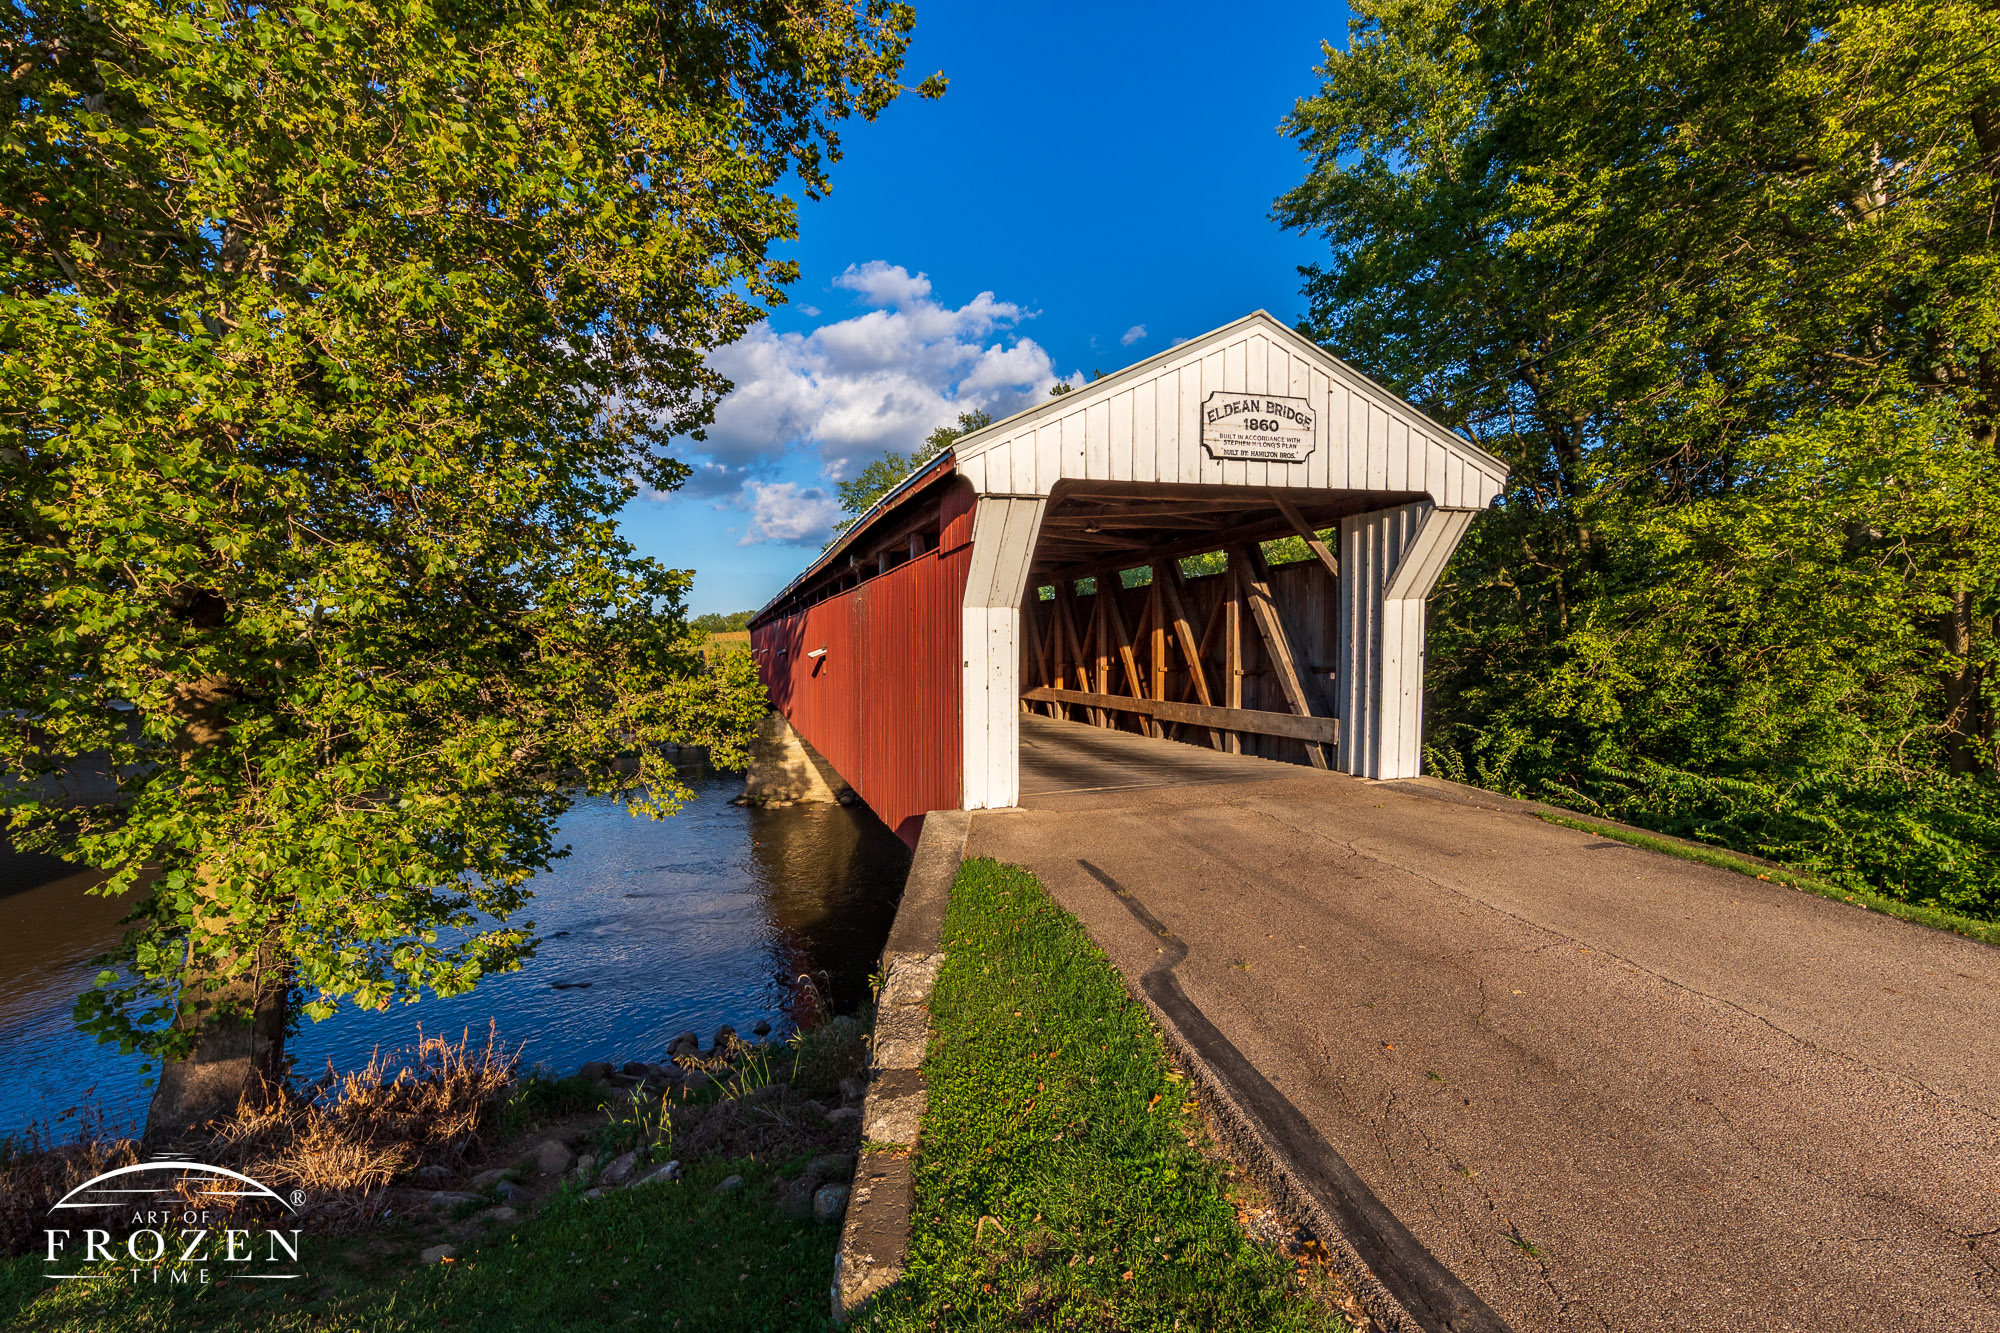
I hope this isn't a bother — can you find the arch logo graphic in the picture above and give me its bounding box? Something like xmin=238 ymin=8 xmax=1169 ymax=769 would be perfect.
xmin=42 ymin=1154 xmax=305 ymax=1286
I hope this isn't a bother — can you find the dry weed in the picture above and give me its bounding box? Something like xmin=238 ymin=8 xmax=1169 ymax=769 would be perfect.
xmin=205 ymin=1024 xmax=518 ymax=1226
xmin=3 ymin=1027 xmax=517 ymax=1249
xmin=0 ymin=1105 xmax=140 ymax=1256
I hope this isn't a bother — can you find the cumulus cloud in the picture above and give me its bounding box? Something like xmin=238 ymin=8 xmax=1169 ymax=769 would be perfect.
xmin=834 ymin=260 xmax=935 ymax=309
xmin=1121 ymin=324 xmax=1147 ymax=346
xmin=693 ymin=263 xmax=1062 ymax=473
xmin=740 ymin=481 xmax=842 ymax=546
xmin=649 ymin=261 xmax=1074 ymax=543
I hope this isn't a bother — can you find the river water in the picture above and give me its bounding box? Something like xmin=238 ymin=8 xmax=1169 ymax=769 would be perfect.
xmin=0 ymin=758 xmax=910 ymax=1141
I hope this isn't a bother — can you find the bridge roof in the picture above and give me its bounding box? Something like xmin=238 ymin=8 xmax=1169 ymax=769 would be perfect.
xmin=750 ymin=310 xmax=1509 ymax=626
xmin=748 ymin=447 xmax=960 ymax=627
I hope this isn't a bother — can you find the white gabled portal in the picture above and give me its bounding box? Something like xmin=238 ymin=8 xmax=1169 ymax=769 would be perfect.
xmin=960 ymin=496 xmax=1047 ymax=810
xmin=1338 ymin=502 xmax=1479 ymax=779
xmin=954 ymin=310 xmax=1507 ymax=808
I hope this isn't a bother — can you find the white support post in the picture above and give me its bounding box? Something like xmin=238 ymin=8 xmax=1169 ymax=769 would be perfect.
xmin=960 ymin=495 xmax=1048 ymax=810
xmin=1337 ymin=502 xmax=1479 ymax=779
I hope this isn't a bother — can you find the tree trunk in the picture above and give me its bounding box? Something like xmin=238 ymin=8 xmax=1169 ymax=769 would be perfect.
xmin=145 ymin=654 xmax=295 ymax=1140
xmin=145 ymin=919 xmax=291 ymax=1141
xmin=1940 ymin=585 xmax=1988 ymax=776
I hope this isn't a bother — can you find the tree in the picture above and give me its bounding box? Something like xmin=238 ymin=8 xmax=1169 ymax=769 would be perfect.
xmin=691 ymin=611 xmax=757 ymax=635
xmin=1278 ymin=0 xmax=2000 ymax=913
xmin=831 ymin=408 xmax=990 ymax=535
xmin=1 ymin=0 xmax=940 ymax=1134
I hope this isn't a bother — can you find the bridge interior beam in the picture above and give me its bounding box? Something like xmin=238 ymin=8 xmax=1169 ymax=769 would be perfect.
xmin=1016 ymin=487 xmax=1366 ymax=772
xmin=1026 ymin=485 xmax=1421 ymax=585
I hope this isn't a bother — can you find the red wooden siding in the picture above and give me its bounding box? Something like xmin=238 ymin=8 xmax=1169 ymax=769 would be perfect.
xmin=938 ymin=476 xmax=975 ymax=554
xmin=751 ymin=499 xmax=972 ymax=846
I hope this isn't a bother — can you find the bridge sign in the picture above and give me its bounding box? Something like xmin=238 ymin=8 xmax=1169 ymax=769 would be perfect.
xmin=1200 ymin=392 xmax=1317 ymax=464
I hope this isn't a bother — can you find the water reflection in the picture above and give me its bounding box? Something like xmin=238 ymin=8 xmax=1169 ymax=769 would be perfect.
xmin=0 ymin=757 xmax=909 ymax=1140
xmin=0 ymin=843 xmax=140 ymax=1142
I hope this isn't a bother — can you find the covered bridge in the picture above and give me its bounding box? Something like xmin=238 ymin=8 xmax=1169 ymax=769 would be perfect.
xmin=748 ymin=312 xmax=1507 ymax=843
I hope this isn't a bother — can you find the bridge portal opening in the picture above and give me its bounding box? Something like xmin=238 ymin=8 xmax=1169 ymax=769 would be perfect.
xmin=1018 ymin=481 xmax=1413 ymax=772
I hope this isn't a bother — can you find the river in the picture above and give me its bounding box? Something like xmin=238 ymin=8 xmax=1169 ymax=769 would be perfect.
xmin=0 ymin=757 xmax=910 ymax=1141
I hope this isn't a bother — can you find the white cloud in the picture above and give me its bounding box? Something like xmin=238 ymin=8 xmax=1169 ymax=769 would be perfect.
xmin=689 ymin=262 xmax=1063 ymax=477
xmin=1121 ymin=324 xmax=1147 ymax=346
xmin=652 ymin=261 xmax=1074 ymax=544
xmin=740 ymin=481 xmax=841 ymax=546
xmin=834 ymin=260 xmax=934 ymax=309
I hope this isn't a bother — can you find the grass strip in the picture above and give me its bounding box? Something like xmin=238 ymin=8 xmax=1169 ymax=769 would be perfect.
xmin=861 ymin=857 xmax=1342 ymax=1332
xmin=0 ymin=1154 xmax=842 ymax=1331
xmin=1536 ymin=812 xmax=2000 ymax=948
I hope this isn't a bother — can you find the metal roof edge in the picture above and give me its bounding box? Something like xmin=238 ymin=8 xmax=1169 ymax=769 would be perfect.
xmin=1298 ymin=333 xmax=1514 ymax=480
xmin=748 ymin=450 xmax=959 ymax=627
xmin=947 ymin=310 xmax=1278 ymax=457
xmin=744 ymin=311 xmax=1513 ymax=630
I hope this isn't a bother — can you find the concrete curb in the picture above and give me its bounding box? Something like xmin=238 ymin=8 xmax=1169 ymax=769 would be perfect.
xmin=1129 ymin=984 xmax=1434 ymax=1333
xmin=830 ymin=808 xmax=967 ymax=1324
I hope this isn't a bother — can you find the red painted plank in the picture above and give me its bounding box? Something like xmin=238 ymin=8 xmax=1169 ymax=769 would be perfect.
xmin=940 ymin=481 xmax=975 ymax=553
xmin=750 ymin=539 xmax=970 ymax=846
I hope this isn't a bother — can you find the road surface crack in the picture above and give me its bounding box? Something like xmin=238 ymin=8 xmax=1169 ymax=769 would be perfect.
xmin=1507 ymin=1223 xmax=1609 ymax=1332
xmin=1250 ymin=805 xmax=1998 ymax=1130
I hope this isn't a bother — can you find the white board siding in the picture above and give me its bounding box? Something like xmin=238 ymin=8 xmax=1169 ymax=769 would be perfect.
xmin=1156 ymin=370 xmax=1180 ymax=479
xmin=947 ymin=310 xmax=1506 ymax=804
xmin=1286 ymin=355 xmax=1313 ymax=489
xmin=950 ymin=313 xmax=1507 ymax=510
xmin=1135 ymin=382 xmax=1157 ymax=483
xmin=960 ymin=496 xmax=1047 ymax=809
xmin=1108 ymin=390 xmax=1133 ymax=482
xmin=1182 ymin=360 xmax=1206 ymax=485
xmin=1304 ymin=371 xmax=1328 ymax=488
xmin=1339 ymin=503 xmax=1478 ymax=779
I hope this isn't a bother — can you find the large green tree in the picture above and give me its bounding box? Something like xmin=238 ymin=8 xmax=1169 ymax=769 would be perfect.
xmin=1279 ymin=0 xmax=2000 ymax=912
xmin=1 ymin=0 xmax=939 ymax=1133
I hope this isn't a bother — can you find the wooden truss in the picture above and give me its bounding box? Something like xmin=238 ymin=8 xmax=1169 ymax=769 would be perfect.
xmin=1020 ymin=493 xmax=1343 ymax=763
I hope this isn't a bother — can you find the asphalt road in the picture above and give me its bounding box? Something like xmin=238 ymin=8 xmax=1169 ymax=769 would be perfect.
xmin=970 ymin=716 xmax=2000 ymax=1332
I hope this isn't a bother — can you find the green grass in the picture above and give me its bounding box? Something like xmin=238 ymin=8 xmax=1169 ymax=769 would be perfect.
xmin=860 ymin=858 xmax=1342 ymax=1333
xmin=0 ymin=1156 xmax=840 ymax=1332
xmin=492 ymin=1071 xmax=606 ymax=1142
xmin=1537 ymin=812 xmax=2000 ymax=947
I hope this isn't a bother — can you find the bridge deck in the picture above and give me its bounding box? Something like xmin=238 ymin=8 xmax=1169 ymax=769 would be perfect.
xmin=977 ymin=717 xmax=2000 ymax=1332
xmin=1017 ymin=712 xmax=1316 ymax=798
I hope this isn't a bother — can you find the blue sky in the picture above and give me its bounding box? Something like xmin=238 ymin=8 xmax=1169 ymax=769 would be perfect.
xmin=622 ymin=0 xmax=1356 ymax=616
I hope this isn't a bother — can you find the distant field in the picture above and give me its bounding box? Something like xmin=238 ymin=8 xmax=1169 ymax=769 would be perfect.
xmin=705 ymin=630 xmax=751 ymax=647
